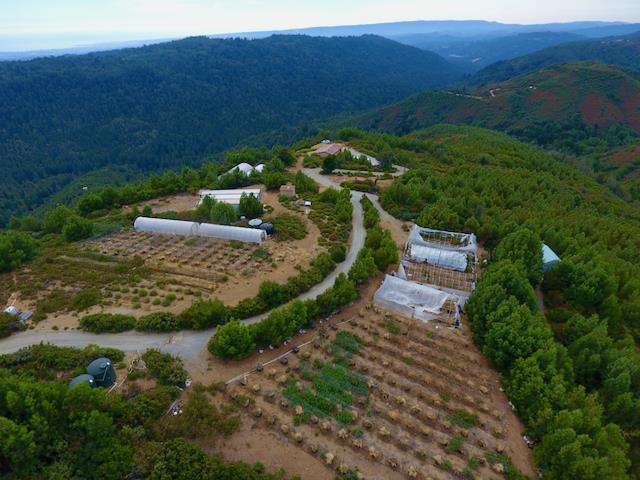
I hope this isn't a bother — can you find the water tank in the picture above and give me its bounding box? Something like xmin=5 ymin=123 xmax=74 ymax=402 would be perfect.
xmin=248 ymin=218 xmax=263 ymax=227
xmin=260 ymin=223 xmax=275 ymax=235
xmin=69 ymin=374 xmax=96 ymax=389
xmin=86 ymin=357 xmax=117 ymax=388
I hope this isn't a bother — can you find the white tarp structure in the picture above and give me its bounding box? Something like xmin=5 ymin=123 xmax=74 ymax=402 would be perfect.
xmin=219 ymin=163 xmax=264 ymax=178
xmin=198 ymin=188 xmax=261 ymax=206
xmin=134 ymin=217 xmax=266 ymax=244
xmin=542 ymin=244 xmax=561 ymax=272
xmin=348 ymin=148 xmax=380 ymax=166
xmin=409 ymin=244 xmax=468 ymax=272
xmin=134 ymin=217 xmax=199 ymax=237
xmin=374 ymin=274 xmax=461 ymax=324
xmin=408 ymin=225 xmax=477 ymax=255
xmin=227 ymin=163 xmax=255 ymax=175
xmin=200 ymin=223 xmax=266 ymax=244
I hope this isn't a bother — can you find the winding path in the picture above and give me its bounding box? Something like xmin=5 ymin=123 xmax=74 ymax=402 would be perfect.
xmin=0 ymin=188 xmax=367 ymax=360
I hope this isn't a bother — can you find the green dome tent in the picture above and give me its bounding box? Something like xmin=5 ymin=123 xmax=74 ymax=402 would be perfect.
xmin=86 ymin=357 xmax=116 ymax=388
xmin=69 ymin=374 xmax=96 ymax=389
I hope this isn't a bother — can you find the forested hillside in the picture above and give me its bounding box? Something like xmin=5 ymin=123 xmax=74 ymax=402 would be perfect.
xmin=0 ymin=34 xmax=459 ymax=226
xmin=469 ymin=31 xmax=640 ymax=86
xmin=339 ymin=125 xmax=640 ymax=478
xmin=357 ymin=62 xmax=640 ymax=200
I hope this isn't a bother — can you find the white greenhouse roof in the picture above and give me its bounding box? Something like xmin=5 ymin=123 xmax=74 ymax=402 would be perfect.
xmin=409 ymin=244 xmax=468 ymax=272
xmin=228 ymin=162 xmax=255 ymax=175
xmin=134 ymin=217 xmax=266 ymax=244
xmin=199 ymin=223 xmax=266 ymax=244
xmin=408 ymin=225 xmax=477 ymax=255
xmin=134 ymin=217 xmax=199 ymax=236
xmin=198 ymin=188 xmax=261 ymax=206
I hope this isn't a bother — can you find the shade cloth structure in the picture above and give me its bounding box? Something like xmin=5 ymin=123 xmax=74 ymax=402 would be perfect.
xmin=199 ymin=223 xmax=266 ymax=244
xmin=409 ymin=244 xmax=468 ymax=272
xmin=542 ymin=244 xmax=561 ymax=272
xmin=408 ymin=225 xmax=477 ymax=255
xmin=374 ymin=274 xmax=460 ymax=323
xmin=134 ymin=217 xmax=198 ymax=236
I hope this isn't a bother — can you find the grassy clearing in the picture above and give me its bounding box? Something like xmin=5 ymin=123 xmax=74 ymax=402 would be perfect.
xmin=283 ymin=333 xmax=368 ymax=425
xmin=384 ymin=316 xmax=401 ymax=336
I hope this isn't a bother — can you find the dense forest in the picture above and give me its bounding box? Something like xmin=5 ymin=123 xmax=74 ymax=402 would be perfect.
xmin=468 ymin=30 xmax=640 ymax=86
xmin=356 ymin=62 xmax=640 ymax=200
xmin=0 ymin=34 xmax=460 ymax=226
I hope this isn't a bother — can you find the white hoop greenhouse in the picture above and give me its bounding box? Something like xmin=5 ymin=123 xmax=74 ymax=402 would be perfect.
xmin=134 ymin=217 xmax=199 ymax=236
xmin=199 ymin=223 xmax=266 ymax=244
xmin=134 ymin=217 xmax=267 ymax=244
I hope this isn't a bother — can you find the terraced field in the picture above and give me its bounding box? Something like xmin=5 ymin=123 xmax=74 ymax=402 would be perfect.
xmin=225 ymin=304 xmax=534 ymax=479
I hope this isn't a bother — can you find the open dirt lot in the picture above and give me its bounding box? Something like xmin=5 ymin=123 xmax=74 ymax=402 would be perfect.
xmin=135 ymin=193 xmax=202 ymax=214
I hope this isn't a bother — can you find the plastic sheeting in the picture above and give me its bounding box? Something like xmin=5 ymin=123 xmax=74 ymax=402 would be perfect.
xmin=409 ymin=244 xmax=468 ymax=272
xmin=134 ymin=217 xmax=266 ymax=244
xmin=408 ymin=225 xmax=477 ymax=254
xmin=374 ymin=274 xmax=454 ymax=322
xmin=134 ymin=217 xmax=199 ymax=236
xmin=199 ymin=223 xmax=266 ymax=244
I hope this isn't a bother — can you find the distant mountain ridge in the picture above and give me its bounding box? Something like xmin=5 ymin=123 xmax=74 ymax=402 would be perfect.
xmin=213 ymin=20 xmax=638 ymax=40
xmin=3 ymin=19 xmax=638 ymax=62
xmin=0 ymin=34 xmax=459 ymax=225
xmin=470 ymin=31 xmax=640 ymax=85
xmin=405 ymin=31 xmax=586 ymax=72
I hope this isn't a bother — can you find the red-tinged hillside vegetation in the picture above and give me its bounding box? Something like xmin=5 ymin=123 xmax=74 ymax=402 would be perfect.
xmin=359 ymin=62 xmax=640 ymax=143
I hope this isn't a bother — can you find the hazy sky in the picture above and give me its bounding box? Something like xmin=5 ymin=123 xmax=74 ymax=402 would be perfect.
xmin=1 ymin=0 xmax=639 ymax=49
